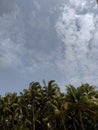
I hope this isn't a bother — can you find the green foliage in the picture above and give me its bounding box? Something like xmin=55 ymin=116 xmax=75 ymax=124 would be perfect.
xmin=0 ymin=81 xmax=98 ymax=130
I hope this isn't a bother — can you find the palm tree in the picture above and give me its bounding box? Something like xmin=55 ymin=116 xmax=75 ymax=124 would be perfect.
xmin=20 ymin=82 xmax=42 ymax=130
xmin=0 ymin=81 xmax=98 ymax=130
xmin=18 ymin=91 xmax=30 ymax=129
xmin=29 ymin=82 xmax=42 ymax=130
xmin=65 ymin=85 xmax=85 ymax=130
xmin=80 ymin=84 xmax=98 ymax=130
xmin=6 ymin=93 xmax=20 ymax=130
xmin=0 ymin=94 xmax=11 ymax=130
xmin=65 ymin=84 xmax=98 ymax=130
xmin=41 ymin=80 xmax=67 ymax=130
xmin=0 ymin=93 xmax=21 ymax=130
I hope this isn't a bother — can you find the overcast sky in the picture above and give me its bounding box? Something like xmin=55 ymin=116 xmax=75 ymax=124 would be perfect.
xmin=0 ymin=0 xmax=98 ymax=95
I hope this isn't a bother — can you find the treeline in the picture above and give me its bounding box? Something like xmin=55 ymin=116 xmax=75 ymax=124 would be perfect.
xmin=0 ymin=80 xmax=98 ymax=130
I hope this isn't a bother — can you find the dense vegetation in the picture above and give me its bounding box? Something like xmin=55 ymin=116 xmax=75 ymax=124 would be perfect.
xmin=0 ymin=81 xmax=98 ymax=130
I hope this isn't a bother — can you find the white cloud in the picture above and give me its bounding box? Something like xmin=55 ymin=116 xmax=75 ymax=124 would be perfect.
xmin=56 ymin=0 xmax=98 ymax=85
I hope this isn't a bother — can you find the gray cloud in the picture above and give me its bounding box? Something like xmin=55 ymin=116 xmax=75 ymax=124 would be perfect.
xmin=0 ymin=0 xmax=17 ymax=16
xmin=1 ymin=0 xmax=98 ymax=92
xmin=0 ymin=0 xmax=69 ymax=95
xmin=0 ymin=0 xmax=64 ymax=73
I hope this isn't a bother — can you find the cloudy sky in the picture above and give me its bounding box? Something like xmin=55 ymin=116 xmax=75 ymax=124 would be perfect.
xmin=0 ymin=0 xmax=98 ymax=94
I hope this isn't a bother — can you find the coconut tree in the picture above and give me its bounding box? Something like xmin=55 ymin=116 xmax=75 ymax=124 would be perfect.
xmin=18 ymin=90 xmax=31 ymax=129
xmin=29 ymin=82 xmax=43 ymax=130
xmin=80 ymin=84 xmax=98 ymax=130
xmin=0 ymin=94 xmax=11 ymax=130
xmin=19 ymin=82 xmax=43 ymax=130
xmin=41 ymin=80 xmax=67 ymax=130
xmin=65 ymin=84 xmax=98 ymax=130
xmin=6 ymin=93 xmax=21 ymax=130
xmin=65 ymin=85 xmax=86 ymax=130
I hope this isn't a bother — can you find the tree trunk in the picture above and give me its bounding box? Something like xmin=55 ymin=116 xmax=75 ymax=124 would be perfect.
xmin=32 ymin=99 xmax=35 ymax=130
xmin=62 ymin=119 xmax=66 ymax=130
xmin=73 ymin=120 xmax=77 ymax=130
xmin=79 ymin=111 xmax=85 ymax=130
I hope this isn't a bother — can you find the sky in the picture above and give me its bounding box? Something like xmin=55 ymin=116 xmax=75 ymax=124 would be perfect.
xmin=0 ymin=0 xmax=98 ymax=95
